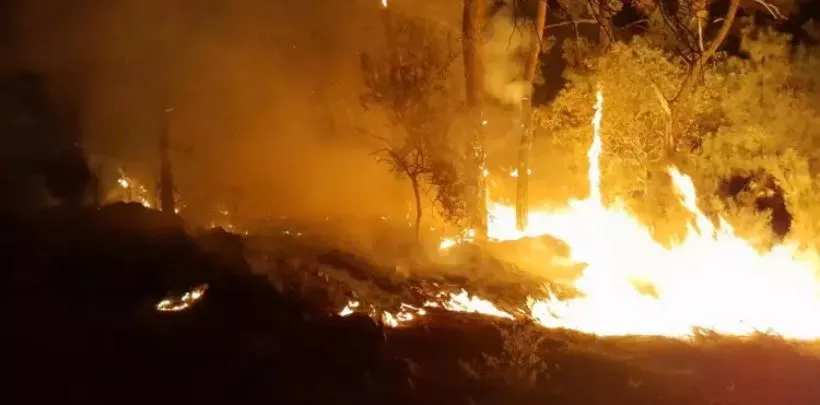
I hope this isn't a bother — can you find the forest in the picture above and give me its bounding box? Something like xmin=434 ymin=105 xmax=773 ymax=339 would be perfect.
xmin=5 ymin=0 xmax=820 ymax=404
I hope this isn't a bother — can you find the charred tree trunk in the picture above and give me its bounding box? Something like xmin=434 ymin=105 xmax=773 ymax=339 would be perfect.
xmin=463 ymin=0 xmax=488 ymax=239
xmin=515 ymin=0 xmax=548 ymax=231
xmin=158 ymin=0 xmax=177 ymax=214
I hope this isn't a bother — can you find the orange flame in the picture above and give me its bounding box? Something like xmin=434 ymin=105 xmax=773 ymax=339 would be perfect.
xmin=338 ymin=88 xmax=820 ymax=340
xmin=502 ymin=89 xmax=820 ymax=339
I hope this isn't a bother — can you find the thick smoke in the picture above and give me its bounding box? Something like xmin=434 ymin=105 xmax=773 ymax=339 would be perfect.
xmin=482 ymin=1 xmax=536 ymax=107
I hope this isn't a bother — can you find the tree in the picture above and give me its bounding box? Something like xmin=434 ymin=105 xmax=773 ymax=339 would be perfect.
xmin=536 ymin=9 xmax=820 ymax=244
xmin=360 ymin=14 xmax=463 ymax=240
xmin=538 ymin=38 xmax=694 ymax=231
xmin=516 ymin=0 xmax=549 ymax=231
xmin=463 ymin=0 xmax=490 ymax=239
xmin=374 ymin=138 xmax=432 ymax=241
xmin=689 ymin=27 xmax=820 ymax=245
xmin=158 ymin=0 xmax=178 ymax=214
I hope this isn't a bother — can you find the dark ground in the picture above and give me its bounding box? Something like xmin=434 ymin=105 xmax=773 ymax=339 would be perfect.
xmin=5 ymin=203 xmax=820 ymax=405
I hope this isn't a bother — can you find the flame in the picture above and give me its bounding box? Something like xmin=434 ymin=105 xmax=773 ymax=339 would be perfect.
xmin=335 ymin=88 xmax=820 ymax=340
xmin=493 ymin=88 xmax=820 ymax=339
xmin=339 ymin=300 xmax=360 ymax=316
xmin=338 ymin=290 xmax=509 ymax=327
xmin=112 ymin=171 xmax=154 ymax=209
xmin=426 ymin=289 xmax=514 ymax=319
xmin=156 ymin=284 xmax=209 ymax=312
xmin=381 ymin=0 xmax=387 ymax=8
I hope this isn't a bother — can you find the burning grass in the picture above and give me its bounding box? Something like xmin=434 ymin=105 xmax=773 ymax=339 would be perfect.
xmin=10 ymin=197 xmax=820 ymax=405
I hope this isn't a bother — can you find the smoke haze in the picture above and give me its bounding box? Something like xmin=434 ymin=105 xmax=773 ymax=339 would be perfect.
xmin=7 ymin=0 xmax=429 ymax=221
xmin=483 ymin=2 xmax=536 ymax=106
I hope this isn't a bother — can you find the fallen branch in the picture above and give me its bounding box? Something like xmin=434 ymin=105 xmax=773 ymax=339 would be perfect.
xmin=545 ymin=19 xmax=598 ymax=29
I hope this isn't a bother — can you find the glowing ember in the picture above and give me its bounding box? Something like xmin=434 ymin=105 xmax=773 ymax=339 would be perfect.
xmin=337 ymin=289 xmax=509 ymax=328
xmin=156 ymin=284 xmax=209 ymax=312
xmin=426 ymin=289 xmax=514 ymax=319
xmin=510 ymin=168 xmax=532 ymax=178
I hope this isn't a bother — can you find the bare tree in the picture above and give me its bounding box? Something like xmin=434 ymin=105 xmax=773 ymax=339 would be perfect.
xmin=374 ymin=137 xmax=432 ymax=241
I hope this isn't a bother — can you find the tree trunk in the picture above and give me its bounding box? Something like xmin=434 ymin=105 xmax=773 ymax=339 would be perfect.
xmin=159 ymin=107 xmax=176 ymax=214
xmin=159 ymin=0 xmax=177 ymax=214
xmin=463 ymin=0 xmax=488 ymax=239
xmin=410 ymin=175 xmax=422 ymax=242
xmin=515 ymin=0 xmax=548 ymax=231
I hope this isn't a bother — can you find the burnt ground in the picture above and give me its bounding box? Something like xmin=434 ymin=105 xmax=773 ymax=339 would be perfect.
xmin=5 ymin=203 xmax=820 ymax=405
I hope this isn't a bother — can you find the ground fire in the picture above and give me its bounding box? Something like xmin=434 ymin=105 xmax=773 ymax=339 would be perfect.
xmin=343 ymin=89 xmax=820 ymax=340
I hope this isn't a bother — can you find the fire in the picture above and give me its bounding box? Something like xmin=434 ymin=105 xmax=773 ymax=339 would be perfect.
xmin=338 ymin=290 xmax=509 ymax=326
xmin=425 ymin=289 xmax=513 ymax=319
xmin=112 ymin=170 xmax=154 ymax=209
xmin=156 ymin=284 xmax=209 ymax=312
xmin=337 ymin=88 xmax=820 ymax=340
xmin=510 ymin=168 xmax=532 ymax=178
xmin=495 ymin=88 xmax=820 ymax=339
xmin=339 ymin=300 xmax=360 ymax=316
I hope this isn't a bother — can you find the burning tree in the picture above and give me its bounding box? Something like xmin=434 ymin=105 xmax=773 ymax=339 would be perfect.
xmin=532 ymin=2 xmax=816 ymax=244
xmin=360 ymin=11 xmax=468 ymax=238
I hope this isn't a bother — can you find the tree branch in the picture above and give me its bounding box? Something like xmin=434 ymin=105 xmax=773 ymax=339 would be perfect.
xmin=671 ymin=0 xmax=741 ymax=105
xmin=544 ymin=19 xmax=599 ymax=29
xmin=754 ymin=0 xmax=786 ymax=19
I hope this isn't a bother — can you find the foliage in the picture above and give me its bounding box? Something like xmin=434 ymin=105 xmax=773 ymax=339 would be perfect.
xmin=536 ymin=25 xmax=820 ymax=245
xmin=538 ymin=37 xmax=705 ymax=229
xmin=690 ymin=27 xmax=820 ymax=246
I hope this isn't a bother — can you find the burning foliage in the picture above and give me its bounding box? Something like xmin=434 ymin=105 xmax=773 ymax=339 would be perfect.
xmin=336 ymin=87 xmax=820 ymax=341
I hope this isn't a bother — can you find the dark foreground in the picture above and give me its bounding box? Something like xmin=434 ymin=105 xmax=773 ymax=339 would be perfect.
xmin=5 ymin=204 xmax=820 ymax=405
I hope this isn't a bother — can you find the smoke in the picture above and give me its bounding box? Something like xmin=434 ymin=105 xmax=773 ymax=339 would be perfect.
xmin=482 ymin=2 xmax=536 ymax=107
xmin=6 ymin=0 xmax=420 ymax=222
